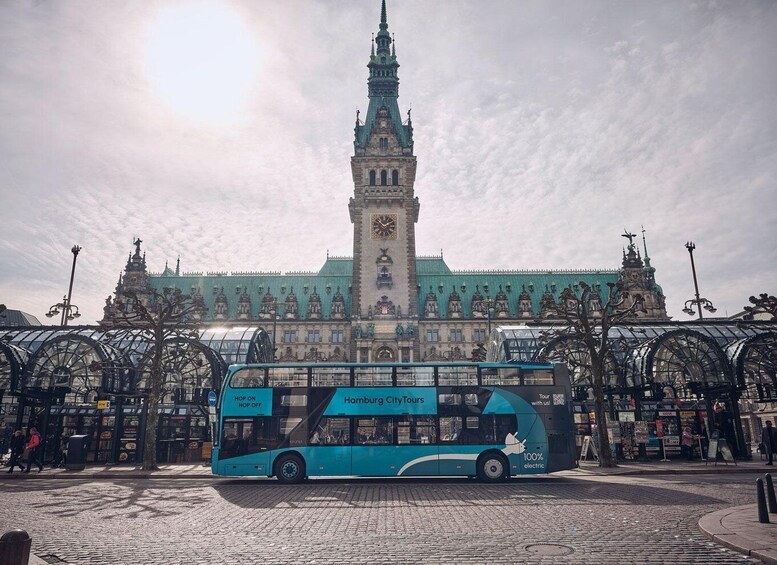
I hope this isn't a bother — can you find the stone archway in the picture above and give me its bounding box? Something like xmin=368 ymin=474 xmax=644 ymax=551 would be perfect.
xmin=374 ymin=345 xmax=395 ymax=362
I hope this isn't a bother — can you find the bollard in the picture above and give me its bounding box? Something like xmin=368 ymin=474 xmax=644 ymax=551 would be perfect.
xmin=757 ymin=478 xmax=770 ymax=524
xmin=766 ymin=474 xmax=777 ymax=514
xmin=0 ymin=529 xmax=32 ymax=565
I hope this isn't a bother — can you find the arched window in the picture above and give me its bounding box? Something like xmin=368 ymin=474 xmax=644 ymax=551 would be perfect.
xmin=392 ymin=170 xmax=399 ymax=185
xmin=369 ymin=170 xmax=376 ymax=185
xmin=380 ymin=170 xmax=387 ymax=185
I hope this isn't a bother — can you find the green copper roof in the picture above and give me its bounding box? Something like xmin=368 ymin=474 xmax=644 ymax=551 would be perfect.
xmin=149 ymin=273 xmax=352 ymax=321
xmin=355 ymin=97 xmax=412 ymax=148
xmin=416 ymin=256 xmax=452 ymax=275
xmin=147 ymin=256 xmax=619 ymax=320
xmin=416 ymin=271 xmax=620 ymax=318
xmin=318 ymin=257 xmax=353 ymax=276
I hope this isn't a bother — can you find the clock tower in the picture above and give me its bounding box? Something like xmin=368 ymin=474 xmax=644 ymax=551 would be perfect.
xmin=349 ymin=0 xmax=419 ymax=362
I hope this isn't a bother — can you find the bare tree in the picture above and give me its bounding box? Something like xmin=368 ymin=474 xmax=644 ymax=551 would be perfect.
xmin=538 ymin=281 xmax=645 ymax=468
xmin=742 ymin=293 xmax=777 ymax=321
xmin=112 ymin=287 xmax=205 ymax=470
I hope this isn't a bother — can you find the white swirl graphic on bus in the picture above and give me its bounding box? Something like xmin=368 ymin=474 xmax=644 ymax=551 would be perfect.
xmin=396 ymin=434 xmax=527 ymax=476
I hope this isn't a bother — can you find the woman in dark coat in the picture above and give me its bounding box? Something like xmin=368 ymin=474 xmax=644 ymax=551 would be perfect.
xmin=5 ymin=430 xmax=26 ymax=473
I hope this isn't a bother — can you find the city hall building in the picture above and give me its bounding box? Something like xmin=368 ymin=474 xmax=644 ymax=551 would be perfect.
xmin=1 ymin=2 xmax=775 ymax=465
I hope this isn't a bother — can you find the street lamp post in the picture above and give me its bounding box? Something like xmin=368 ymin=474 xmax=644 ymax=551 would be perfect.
xmin=45 ymin=245 xmax=82 ymax=326
xmin=682 ymin=242 xmax=716 ymax=320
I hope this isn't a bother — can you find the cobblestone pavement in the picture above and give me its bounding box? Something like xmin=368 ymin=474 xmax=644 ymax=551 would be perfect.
xmin=0 ymin=474 xmax=764 ymax=564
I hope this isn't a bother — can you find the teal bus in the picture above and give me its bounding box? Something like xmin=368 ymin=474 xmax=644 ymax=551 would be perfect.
xmin=211 ymin=362 xmax=576 ymax=483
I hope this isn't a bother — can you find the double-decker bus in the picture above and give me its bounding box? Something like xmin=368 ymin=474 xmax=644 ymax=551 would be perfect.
xmin=212 ymin=362 xmax=575 ymax=483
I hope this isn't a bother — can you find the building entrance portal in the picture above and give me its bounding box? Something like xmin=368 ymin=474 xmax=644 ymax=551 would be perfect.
xmin=375 ymin=346 xmax=395 ymax=362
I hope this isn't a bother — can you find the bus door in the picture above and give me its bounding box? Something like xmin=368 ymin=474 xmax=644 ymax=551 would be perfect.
xmin=540 ymin=409 xmax=575 ymax=472
xmin=306 ymin=416 xmax=351 ymax=476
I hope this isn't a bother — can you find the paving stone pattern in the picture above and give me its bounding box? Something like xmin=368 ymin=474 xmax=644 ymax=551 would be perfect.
xmin=0 ymin=475 xmax=763 ymax=564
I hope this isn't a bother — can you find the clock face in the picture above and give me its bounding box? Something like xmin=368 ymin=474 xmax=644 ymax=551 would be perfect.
xmin=371 ymin=214 xmax=397 ymax=240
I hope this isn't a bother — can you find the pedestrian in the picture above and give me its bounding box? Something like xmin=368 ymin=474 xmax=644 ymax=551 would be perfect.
xmin=762 ymin=420 xmax=777 ymax=466
xmin=52 ymin=435 xmax=69 ymax=469
xmin=681 ymin=427 xmax=694 ymax=460
xmin=1 ymin=423 xmax=13 ymax=461
xmin=5 ymin=431 xmax=26 ymax=473
xmin=23 ymin=427 xmax=44 ymax=473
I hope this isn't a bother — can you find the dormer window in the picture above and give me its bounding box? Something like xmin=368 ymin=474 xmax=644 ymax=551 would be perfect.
xmin=379 ymin=137 xmax=388 ymax=150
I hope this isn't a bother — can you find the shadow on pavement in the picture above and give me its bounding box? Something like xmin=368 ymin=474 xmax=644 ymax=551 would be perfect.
xmin=0 ymin=479 xmax=210 ymax=520
xmin=212 ymin=474 xmax=728 ymax=510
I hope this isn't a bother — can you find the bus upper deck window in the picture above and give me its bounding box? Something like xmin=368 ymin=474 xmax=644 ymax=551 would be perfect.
xmin=496 ymin=368 xmax=521 ymax=385
xmin=481 ymin=368 xmax=498 ymax=385
xmin=355 ymin=367 xmax=392 ymax=386
xmin=269 ymin=367 xmax=308 ymax=387
xmin=523 ymin=370 xmax=554 ymax=385
xmin=230 ymin=368 xmax=265 ymax=388
xmin=438 ymin=368 xmax=477 ymax=386
xmin=312 ymin=367 xmax=350 ymax=387
xmin=396 ymin=366 xmax=433 ymax=386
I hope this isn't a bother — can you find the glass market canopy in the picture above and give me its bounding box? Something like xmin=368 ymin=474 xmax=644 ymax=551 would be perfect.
xmin=0 ymin=326 xmax=271 ymax=397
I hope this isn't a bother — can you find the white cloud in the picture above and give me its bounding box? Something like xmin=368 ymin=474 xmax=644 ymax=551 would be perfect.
xmin=0 ymin=0 xmax=775 ymax=323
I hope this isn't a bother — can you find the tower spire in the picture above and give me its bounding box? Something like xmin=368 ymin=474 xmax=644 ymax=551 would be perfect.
xmin=354 ymin=0 xmax=412 ymax=151
xmin=641 ymin=226 xmax=655 ymax=273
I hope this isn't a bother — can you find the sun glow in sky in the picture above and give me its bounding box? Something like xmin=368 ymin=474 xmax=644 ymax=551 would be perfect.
xmin=0 ymin=1 xmax=775 ymax=324
xmin=145 ymin=2 xmax=259 ymax=125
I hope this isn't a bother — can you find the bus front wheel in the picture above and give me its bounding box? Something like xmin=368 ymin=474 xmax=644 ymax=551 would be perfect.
xmin=478 ymin=453 xmax=508 ymax=483
xmin=275 ymin=453 xmax=305 ymax=484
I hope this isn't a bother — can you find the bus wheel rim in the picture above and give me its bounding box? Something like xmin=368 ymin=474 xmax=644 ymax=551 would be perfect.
xmin=282 ymin=462 xmax=298 ymax=478
xmin=484 ymin=458 xmax=503 ymax=479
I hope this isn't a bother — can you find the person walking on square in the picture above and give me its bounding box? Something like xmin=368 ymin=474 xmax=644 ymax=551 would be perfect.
xmin=763 ymin=420 xmax=776 ymax=466
xmin=5 ymin=431 xmax=26 ymax=473
xmin=681 ymin=427 xmax=694 ymax=460
xmin=23 ymin=427 xmax=43 ymax=473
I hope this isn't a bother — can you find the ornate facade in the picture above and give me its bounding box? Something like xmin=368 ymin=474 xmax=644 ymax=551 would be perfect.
xmin=100 ymin=1 xmax=669 ymax=364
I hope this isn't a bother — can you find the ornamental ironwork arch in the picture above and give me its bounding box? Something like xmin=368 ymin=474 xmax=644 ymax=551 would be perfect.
xmin=0 ymin=341 xmax=28 ymax=394
xmin=633 ymin=329 xmax=732 ymax=397
xmin=728 ymin=332 xmax=777 ymax=402
xmin=536 ymin=335 xmax=622 ymax=390
xmin=21 ymin=334 xmax=123 ymax=403
xmin=135 ymin=337 xmax=225 ymax=405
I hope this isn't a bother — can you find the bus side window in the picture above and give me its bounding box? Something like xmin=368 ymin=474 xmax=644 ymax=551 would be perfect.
xmin=438 ymin=394 xmax=461 ymax=405
xmin=439 ymin=416 xmax=462 ymax=442
xmin=310 ymin=417 xmax=350 ymax=445
xmin=230 ymin=368 xmax=265 ymax=388
xmin=484 ymin=415 xmax=518 ymax=445
xmin=356 ymin=417 xmax=392 ymax=444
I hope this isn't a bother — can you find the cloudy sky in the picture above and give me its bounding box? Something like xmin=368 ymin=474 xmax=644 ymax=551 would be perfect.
xmin=1 ymin=0 xmax=775 ymax=324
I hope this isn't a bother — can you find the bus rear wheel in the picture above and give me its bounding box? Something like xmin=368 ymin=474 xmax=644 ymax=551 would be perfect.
xmin=478 ymin=453 xmax=508 ymax=483
xmin=275 ymin=453 xmax=305 ymax=484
